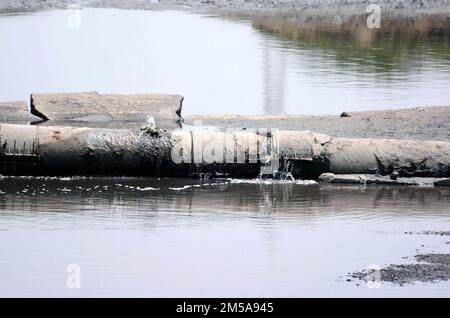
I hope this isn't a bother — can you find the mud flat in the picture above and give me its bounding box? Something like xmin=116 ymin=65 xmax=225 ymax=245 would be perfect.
xmin=2 ymin=0 xmax=450 ymax=14
xmin=350 ymin=230 xmax=450 ymax=285
xmin=81 ymin=0 xmax=450 ymax=14
xmin=185 ymin=107 xmax=450 ymax=142
xmin=350 ymin=254 xmax=450 ymax=285
xmin=406 ymin=231 xmax=450 ymax=236
xmin=0 ymin=0 xmax=70 ymax=14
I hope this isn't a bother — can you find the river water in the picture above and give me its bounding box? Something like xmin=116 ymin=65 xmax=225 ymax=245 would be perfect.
xmin=0 ymin=8 xmax=450 ymax=297
xmin=0 ymin=8 xmax=450 ymax=115
xmin=0 ymin=177 xmax=450 ymax=297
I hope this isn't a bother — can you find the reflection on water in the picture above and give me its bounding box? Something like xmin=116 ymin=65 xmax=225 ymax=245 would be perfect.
xmin=1 ymin=177 xmax=450 ymax=297
xmin=0 ymin=9 xmax=449 ymax=115
xmin=245 ymin=12 xmax=450 ymax=70
xmin=244 ymin=12 xmax=450 ymax=114
xmin=1 ymin=8 xmax=450 ymax=297
xmin=263 ymin=38 xmax=287 ymax=115
xmin=1 ymin=176 xmax=450 ymax=216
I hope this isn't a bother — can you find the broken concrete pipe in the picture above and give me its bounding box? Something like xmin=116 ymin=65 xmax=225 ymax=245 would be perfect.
xmin=0 ymin=101 xmax=41 ymax=123
xmin=0 ymin=92 xmax=184 ymax=129
xmin=0 ymin=123 xmax=449 ymax=178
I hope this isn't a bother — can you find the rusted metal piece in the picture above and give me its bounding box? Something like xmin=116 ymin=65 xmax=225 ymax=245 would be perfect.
xmin=0 ymin=125 xmax=40 ymax=175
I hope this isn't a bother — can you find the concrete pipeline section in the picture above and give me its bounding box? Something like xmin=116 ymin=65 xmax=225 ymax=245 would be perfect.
xmin=0 ymin=123 xmax=449 ymax=178
xmin=0 ymin=92 xmax=449 ymax=178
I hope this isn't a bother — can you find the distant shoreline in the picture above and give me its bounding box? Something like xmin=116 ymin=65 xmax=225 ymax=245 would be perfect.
xmin=1 ymin=0 xmax=450 ymax=15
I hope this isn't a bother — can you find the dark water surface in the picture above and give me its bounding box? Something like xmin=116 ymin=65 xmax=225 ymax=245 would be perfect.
xmin=1 ymin=176 xmax=450 ymax=297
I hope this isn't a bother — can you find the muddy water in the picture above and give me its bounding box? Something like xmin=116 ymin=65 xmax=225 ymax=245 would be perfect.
xmin=0 ymin=8 xmax=450 ymax=115
xmin=1 ymin=8 xmax=450 ymax=297
xmin=0 ymin=176 xmax=450 ymax=297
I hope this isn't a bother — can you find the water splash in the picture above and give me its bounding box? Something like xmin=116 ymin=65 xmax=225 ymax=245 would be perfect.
xmin=259 ymin=157 xmax=296 ymax=181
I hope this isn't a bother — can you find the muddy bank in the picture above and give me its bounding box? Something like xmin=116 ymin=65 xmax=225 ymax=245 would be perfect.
xmin=350 ymin=230 xmax=450 ymax=285
xmin=82 ymin=0 xmax=450 ymax=14
xmin=185 ymin=107 xmax=450 ymax=142
xmin=350 ymin=254 xmax=450 ymax=285
xmin=0 ymin=0 xmax=71 ymax=14
xmin=2 ymin=0 xmax=450 ymax=15
xmin=405 ymin=231 xmax=450 ymax=236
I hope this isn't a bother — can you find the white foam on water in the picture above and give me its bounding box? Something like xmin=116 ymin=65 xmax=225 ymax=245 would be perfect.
xmin=227 ymin=178 xmax=317 ymax=185
xmin=168 ymin=185 xmax=194 ymax=191
xmin=136 ymin=187 xmax=159 ymax=191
